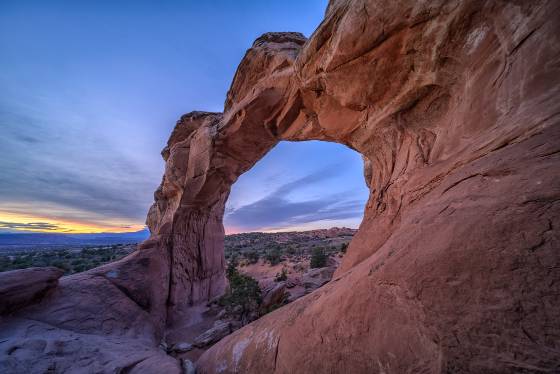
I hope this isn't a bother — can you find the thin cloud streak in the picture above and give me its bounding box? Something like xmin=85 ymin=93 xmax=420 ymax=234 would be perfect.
xmin=0 ymin=221 xmax=59 ymax=231
xmin=224 ymin=166 xmax=367 ymax=232
xmin=0 ymin=101 xmax=161 ymax=225
xmin=0 ymin=1 xmax=341 ymax=233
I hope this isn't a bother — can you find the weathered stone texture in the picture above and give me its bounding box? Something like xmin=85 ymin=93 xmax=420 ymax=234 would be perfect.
xmin=1 ymin=1 xmax=559 ymax=372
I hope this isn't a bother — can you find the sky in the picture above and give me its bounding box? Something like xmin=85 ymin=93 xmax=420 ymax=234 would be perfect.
xmin=0 ymin=0 xmax=369 ymax=234
xmin=225 ymin=141 xmax=368 ymax=234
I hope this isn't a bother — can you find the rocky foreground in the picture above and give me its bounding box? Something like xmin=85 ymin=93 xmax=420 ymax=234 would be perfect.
xmin=163 ymin=229 xmax=348 ymax=365
xmin=0 ymin=230 xmax=346 ymax=372
xmin=1 ymin=0 xmax=559 ymax=373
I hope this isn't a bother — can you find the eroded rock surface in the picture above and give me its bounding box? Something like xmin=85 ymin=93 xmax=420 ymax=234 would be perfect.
xmin=0 ymin=248 xmax=177 ymax=373
xmin=1 ymin=0 xmax=559 ymax=372
xmin=193 ymin=1 xmax=560 ymax=372
xmin=0 ymin=267 xmax=63 ymax=315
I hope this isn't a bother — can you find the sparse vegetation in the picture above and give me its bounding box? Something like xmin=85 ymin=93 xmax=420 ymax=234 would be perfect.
xmin=245 ymin=250 xmax=259 ymax=264
xmin=310 ymin=247 xmax=328 ymax=268
xmin=219 ymin=259 xmax=262 ymax=324
xmin=275 ymin=268 xmax=288 ymax=282
xmin=0 ymin=244 xmax=135 ymax=274
xmin=265 ymin=247 xmax=282 ymax=265
xmin=224 ymin=229 xmax=354 ymax=266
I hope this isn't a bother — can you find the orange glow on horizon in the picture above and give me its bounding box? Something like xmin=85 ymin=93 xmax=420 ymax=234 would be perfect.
xmin=224 ymin=220 xmax=360 ymax=235
xmin=0 ymin=211 xmax=145 ymax=234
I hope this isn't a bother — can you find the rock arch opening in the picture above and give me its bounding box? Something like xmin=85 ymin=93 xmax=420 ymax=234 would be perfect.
xmin=146 ymin=106 xmax=376 ymax=324
xmin=224 ymin=140 xmax=369 ymax=234
xmin=218 ymin=140 xmax=369 ymax=321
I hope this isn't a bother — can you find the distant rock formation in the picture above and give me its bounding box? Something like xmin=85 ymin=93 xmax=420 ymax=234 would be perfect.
xmin=1 ymin=0 xmax=559 ymax=373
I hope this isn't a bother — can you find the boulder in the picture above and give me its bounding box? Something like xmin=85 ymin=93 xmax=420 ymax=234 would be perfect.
xmin=284 ymin=277 xmax=298 ymax=288
xmin=193 ymin=320 xmax=232 ymax=348
xmin=286 ymin=286 xmax=306 ymax=303
xmin=301 ymin=266 xmax=336 ymax=293
xmin=0 ymin=267 xmax=63 ymax=315
xmin=172 ymin=342 xmax=193 ymax=353
xmin=261 ymin=282 xmax=289 ymax=310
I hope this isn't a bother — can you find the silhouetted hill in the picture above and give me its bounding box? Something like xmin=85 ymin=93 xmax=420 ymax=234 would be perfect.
xmin=0 ymin=229 xmax=150 ymax=248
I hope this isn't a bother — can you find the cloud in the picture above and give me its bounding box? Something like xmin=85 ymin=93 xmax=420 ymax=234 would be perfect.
xmin=224 ymin=168 xmax=366 ymax=231
xmin=273 ymin=165 xmax=342 ymax=196
xmin=15 ymin=134 xmax=41 ymax=144
xmin=0 ymin=221 xmax=60 ymax=231
xmin=0 ymin=101 xmax=161 ymax=225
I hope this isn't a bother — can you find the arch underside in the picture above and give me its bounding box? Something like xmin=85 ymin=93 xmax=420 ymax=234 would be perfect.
xmin=1 ymin=1 xmax=559 ymax=373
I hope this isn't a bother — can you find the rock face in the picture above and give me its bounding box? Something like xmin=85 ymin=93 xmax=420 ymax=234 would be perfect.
xmin=0 ymin=267 xmax=63 ymax=315
xmin=261 ymin=282 xmax=289 ymax=310
xmin=0 ymin=252 xmax=179 ymax=373
xmin=1 ymin=0 xmax=559 ymax=373
xmin=301 ymin=266 xmax=335 ymax=293
xmin=193 ymin=1 xmax=559 ymax=372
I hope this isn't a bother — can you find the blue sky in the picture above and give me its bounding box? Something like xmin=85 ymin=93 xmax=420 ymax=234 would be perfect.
xmin=0 ymin=0 xmax=369 ymax=233
xmin=225 ymin=141 xmax=368 ymax=233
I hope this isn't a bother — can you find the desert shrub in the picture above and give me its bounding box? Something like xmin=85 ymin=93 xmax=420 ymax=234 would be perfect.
xmin=340 ymin=243 xmax=348 ymax=253
xmin=51 ymin=260 xmax=70 ymax=272
xmin=276 ymin=268 xmax=288 ymax=281
xmin=286 ymin=246 xmax=296 ymax=256
xmin=220 ymin=260 xmax=262 ymax=323
xmin=70 ymin=259 xmax=83 ymax=266
xmin=274 ymin=268 xmax=288 ymax=282
xmin=265 ymin=248 xmax=282 ymax=266
xmin=245 ymin=251 xmax=259 ymax=264
xmin=0 ymin=256 xmax=11 ymax=271
xmin=73 ymin=264 xmax=87 ymax=273
xmin=310 ymin=247 xmax=328 ymax=269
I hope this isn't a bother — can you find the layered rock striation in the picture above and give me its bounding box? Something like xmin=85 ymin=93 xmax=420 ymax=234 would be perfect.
xmin=1 ymin=0 xmax=559 ymax=373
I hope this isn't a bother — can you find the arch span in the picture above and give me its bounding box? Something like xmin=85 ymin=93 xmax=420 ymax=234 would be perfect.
xmin=142 ymin=5 xmax=560 ymax=371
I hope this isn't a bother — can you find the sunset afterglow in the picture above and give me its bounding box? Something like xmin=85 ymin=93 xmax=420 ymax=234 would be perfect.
xmin=0 ymin=0 xmax=367 ymax=235
xmin=0 ymin=210 xmax=144 ymax=234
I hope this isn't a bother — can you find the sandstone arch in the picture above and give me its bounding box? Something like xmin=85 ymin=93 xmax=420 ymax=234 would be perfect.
xmin=143 ymin=31 xmax=374 ymax=321
xmin=1 ymin=0 xmax=559 ymax=373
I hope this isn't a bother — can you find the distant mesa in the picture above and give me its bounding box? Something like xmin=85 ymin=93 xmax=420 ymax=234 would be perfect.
xmin=0 ymin=228 xmax=150 ymax=247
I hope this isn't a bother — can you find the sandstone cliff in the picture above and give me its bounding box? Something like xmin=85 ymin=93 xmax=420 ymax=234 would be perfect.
xmin=1 ymin=1 xmax=559 ymax=373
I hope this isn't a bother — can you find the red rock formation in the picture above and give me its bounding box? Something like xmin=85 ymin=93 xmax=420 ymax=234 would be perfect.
xmin=194 ymin=1 xmax=560 ymax=372
xmin=0 ymin=248 xmax=178 ymax=373
xmin=1 ymin=0 xmax=559 ymax=372
xmin=0 ymin=267 xmax=63 ymax=315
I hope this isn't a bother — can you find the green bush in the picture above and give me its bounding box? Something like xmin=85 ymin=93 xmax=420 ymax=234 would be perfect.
xmin=286 ymin=246 xmax=296 ymax=256
xmin=245 ymin=251 xmax=259 ymax=264
xmin=340 ymin=243 xmax=348 ymax=253
xmin=265 ymin=248 xmax=282 ymax=266
xmin=220 ymin=260 xmax=262 ymax=322
xmin=310 ymin=247 xmax=328 ymax=269
xmin=51 ymin=260 xmax=70 ymax=272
